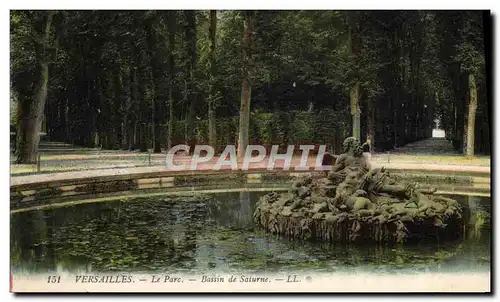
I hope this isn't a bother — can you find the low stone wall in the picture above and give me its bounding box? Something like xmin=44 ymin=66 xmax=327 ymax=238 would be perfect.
xmin=10 ymin=169 xmax=490 ymax=211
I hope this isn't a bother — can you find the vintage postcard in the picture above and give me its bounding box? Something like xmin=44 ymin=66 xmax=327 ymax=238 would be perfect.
xmin=9 ymin=9 xmax=491 ymax=293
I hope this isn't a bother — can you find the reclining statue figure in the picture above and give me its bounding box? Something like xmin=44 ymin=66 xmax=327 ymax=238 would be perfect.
xmin=327 ymin=137 xmax=437 ymax=212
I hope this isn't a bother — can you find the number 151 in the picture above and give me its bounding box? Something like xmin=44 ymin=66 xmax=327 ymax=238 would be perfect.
xmin=47 ymin=276 xmax=61 ymax=283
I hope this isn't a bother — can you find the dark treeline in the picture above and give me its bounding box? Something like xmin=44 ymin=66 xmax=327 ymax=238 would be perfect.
xmin=10 ymin=10 xmax=490 ymax=163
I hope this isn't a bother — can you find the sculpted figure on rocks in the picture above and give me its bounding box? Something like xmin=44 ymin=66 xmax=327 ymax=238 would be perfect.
xmin=327 ymin=137 xmax=438 ymax=210
xmin=326 ymin=137 xmax=375 ymax=211
xmin=327 ymin=137 xmax=370 ymax=185
xmin=253 ymin=136 xmax=464 ymax=244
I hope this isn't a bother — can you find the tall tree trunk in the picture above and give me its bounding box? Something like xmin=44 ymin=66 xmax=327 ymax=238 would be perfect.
xmin=149 ymin=70 xmax=157 ymax=151
xmin=167 ymin=90 xmax=174 ymax=149
xmin=120 ymin=66 xmax=130 ymax=150
xmin=391 ymin=26 xmax=401 ymax=148
xmin=465 ymin=73 xmax=477 ymax=156
xmin=366 ymin=97 xmax=375 ymax=151
xmin=138 ymin=77 xmax=148 ymax=152
xmin=165 ymin=11 xmax=177 ymax=150
xmin=350 ymin=82 xmax=361 ymax=140
xmin=16 ymin=13 xmax=53 ymax=164
xmin=129 ymin=35 xmax=147 ymax=152
xmin=129 ymin=63 xmax=139 ymax=150
xmin=184 ymin=11 xmax=197 ymax=149
xmin=145 ymin=14 xmax=163 ymax=153
xmin=208 ymin=10 xmax=217 ymax=150
xmin=237 ymin=11 xmax=255 ymax=160
xmin=165 ymin=46 xmax=174 ymax=150
xmin=132 ymin=120 xmax=138 ymax=150
xmin=347 ymin=14 xmax=361 ymax=141
xmin=97 ymin=76 xmax=107 ymax=149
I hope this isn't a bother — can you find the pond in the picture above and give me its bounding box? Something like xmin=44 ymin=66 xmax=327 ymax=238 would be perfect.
xmin=10 ymin=192 xmax=491 ymax=276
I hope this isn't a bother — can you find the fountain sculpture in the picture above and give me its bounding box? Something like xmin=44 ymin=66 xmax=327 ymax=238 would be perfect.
xmin=253 ymin=137 xmax=464 ymax=243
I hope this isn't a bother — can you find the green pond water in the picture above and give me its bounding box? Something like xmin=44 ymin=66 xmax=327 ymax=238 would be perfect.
xmin=10 ymin=192 xmax=491 ymax=275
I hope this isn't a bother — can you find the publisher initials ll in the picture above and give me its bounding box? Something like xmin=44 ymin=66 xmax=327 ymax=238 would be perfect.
xmin=286 ymin=275 xmax=299 ymax=283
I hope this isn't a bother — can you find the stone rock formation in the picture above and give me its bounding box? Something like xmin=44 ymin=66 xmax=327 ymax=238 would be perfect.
xmin=253 ymin=137 xmax=464 ymax=243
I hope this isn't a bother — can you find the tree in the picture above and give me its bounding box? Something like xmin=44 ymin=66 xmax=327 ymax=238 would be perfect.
xmin=237 ymin=11 xmax=256 ymax=160
xmin=145 ymin=11 xmax=164 ymax=153
xmin=184 ymin=11 xmax=198 ymax=150
xmin=207 ymin=10 xmax=217 ymax=148
xmin=454 ymin=12 xmax=484 ymax=156
xmin=165 ymin=11 xmax=177 ymax=150
xmin=10 ymin=10 xmax=490 ymax=159
xmin=12 ymin=11 xmax=57 ymax=163
xmin=347 ymin=13 xmax=362 ymax=141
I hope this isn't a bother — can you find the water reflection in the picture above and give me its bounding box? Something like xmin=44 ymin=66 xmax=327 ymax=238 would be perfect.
xmin=10 ymin=192 xmax=491 ymax=275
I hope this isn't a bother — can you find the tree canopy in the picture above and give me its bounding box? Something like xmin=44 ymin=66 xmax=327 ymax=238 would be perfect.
xmin=10 ymin=10 xmax=491 ymax=163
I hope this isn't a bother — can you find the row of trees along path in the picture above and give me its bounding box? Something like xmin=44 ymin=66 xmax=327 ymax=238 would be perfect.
xmin=11 ymin=11 xmax=490 ymax=164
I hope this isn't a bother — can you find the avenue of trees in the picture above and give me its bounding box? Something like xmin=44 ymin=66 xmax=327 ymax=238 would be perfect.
xmin=10 ymin=10 xmax=490 ymax=163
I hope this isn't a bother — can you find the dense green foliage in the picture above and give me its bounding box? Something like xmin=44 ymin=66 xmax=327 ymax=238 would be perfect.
xmin=10 ymin=10 xmax=490 ymax=158
xmin=168 ymin=109 xmax=349 ymax=153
